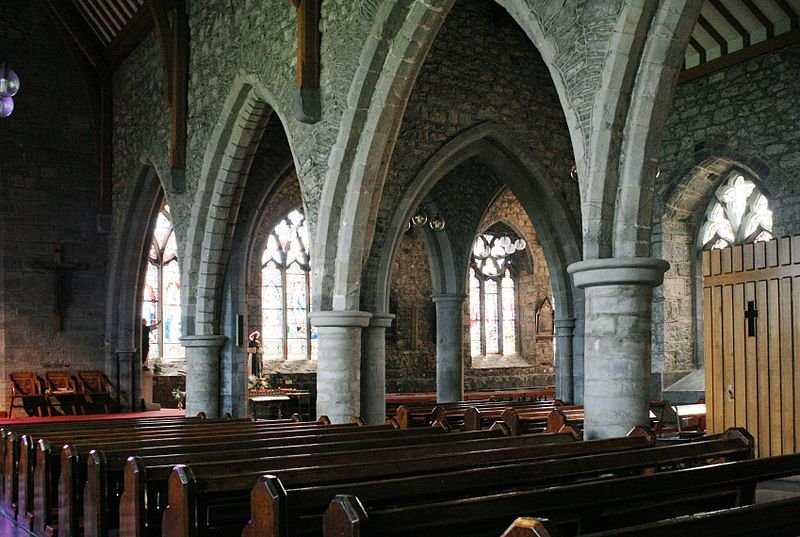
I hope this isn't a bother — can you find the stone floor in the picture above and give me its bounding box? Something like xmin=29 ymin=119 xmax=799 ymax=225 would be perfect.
xmin=757 ymin=475 xmax=800 ymax=502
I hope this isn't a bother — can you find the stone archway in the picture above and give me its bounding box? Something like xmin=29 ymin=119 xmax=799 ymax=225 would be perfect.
xmin=104 ymin=162 xmax=164 ymax=410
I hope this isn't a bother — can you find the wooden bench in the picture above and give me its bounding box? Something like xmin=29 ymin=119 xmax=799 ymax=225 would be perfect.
xmin=75 ymin=371 xmax=114 ymax=414
xmin=24 ymin=420 xmax=360 ymax=536
xmin=77 ymin=426 xmax=456 ymax=537
xmin=395 ymin=400 xmax=559 ymax=429
xmin=245 ymin=428 xmax=751 ymax=537
xmin=151 ymin=430 xmax=581 ymax=537
xmin=7 ymin=373 xmax=48 ymax=418
xmin=500 ymin=408 xmax=585 ymax=436
xmin=501 ymin=495 xmax=800 ymax=537
xmin=322 ymin=435 xmax=800 ymax=537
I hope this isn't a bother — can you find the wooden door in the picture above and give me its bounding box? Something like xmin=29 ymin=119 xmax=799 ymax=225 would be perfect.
xmin=703 ymin=237 xmax=800 ymax=457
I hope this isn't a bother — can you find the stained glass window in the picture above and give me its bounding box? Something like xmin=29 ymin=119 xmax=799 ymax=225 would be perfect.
xmin=142 ymin=204 xmax=184 ymax=364
xmin=699 ymin=173 xmax=773 ymax=250
xmin=469 ymin=232 xmax=525 ymax=356
xmin=261 ymin=209 xmax=316 ymax=361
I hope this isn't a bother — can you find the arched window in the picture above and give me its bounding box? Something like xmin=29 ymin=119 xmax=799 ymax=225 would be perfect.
xmin=142 ymin=204 xmax=183 ymax=362
xmin=469 ymin=232 xmax=525 ymax=356
xmin=261 ymin=209 xmax=317 ymax=361
xmin=699 ymin=172 xmax=773 ymax=250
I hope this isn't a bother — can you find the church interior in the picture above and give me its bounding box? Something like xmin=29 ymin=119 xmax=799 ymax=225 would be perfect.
xmin=1 ymin=0 xmax=800 ymax=535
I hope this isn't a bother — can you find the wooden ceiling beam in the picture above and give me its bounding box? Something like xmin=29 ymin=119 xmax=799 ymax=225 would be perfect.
xmin=689 ymin=37 xmax=707 ymax=64
xmin=742 ymin=0 xmax=775 ymax=39
xmin=147 ymin=0 xmax=174 ymax=105
xmin=710 ymin=0 xmax=751 ymax=47
xmin=105 ymin=4 xmax=154 ymax=67
xmin=698 ymin=14 xmax=729 ymax=56
xmin=774 ymin=0 xmax=799 ymax=29
xmin=291 ymin=0 xmax=321 ymax=123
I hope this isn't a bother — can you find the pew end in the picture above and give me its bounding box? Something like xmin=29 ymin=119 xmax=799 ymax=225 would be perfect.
xmin=58 ymin=444 xmax=80 ymax=537
xmin=323 ymin=494 xmax=368 ymax=537
xmin=161 ymin=464 xmax=197 ymax=537
xmin=16 ymin=434 xmax=34 ymax=528
xmin=241 ymin=475 xmax=285 ymax=537
xmin=723 ymin=428 xmax=756 ymax=458
xmin=557 ymin=425 xmax=581 ymax=440
xmin=431 ymin=419 xmax=452 ymax=433
xmin=352 ymin=416 xmax=366 ymax=426
xmin=318 ymin=415 xmax=331 ymax=425
xmin=33 ymin=438 xmax=52 ymax=537
xmin=196 ymin=411 xmax=207 ymax=419
xmin=489 ymin=421 xmax=511 ymax=436
xmin=83 ymin=449 xmax=107 ymax=537
xmin=626 ymin=425 xmax=656 ymax=444
xmin=119 ymin=456 xmax=146 ymax=537
xmin=385 ymin=417 xmax=401 ymax=429
xmin=501 ymin=517 xmax=561 ymax=537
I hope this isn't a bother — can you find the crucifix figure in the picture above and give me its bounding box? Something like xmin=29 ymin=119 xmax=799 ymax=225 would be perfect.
xmin=745 ymin=300 xmax=758 ymax=337
xmin=290 ymin=0 xmax=321 ymax=123
xmin=26 ymin=243 xmax=89 ymax=331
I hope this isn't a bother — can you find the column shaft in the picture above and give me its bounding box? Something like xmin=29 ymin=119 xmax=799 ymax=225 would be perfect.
xmin=554 ymin=318 xmax=576 ymax=403
xmin=311 ymin=311 xmax=372 ymax=424
xmin=361 ymin=314 xmax=393 ymax=425
xmin=433 ymin=294 xmax=465 ymax=403
xmin=180 ymin=335 xmax=227 ymax=417
xmin=569 ymin=258 xmax=668 ymax=439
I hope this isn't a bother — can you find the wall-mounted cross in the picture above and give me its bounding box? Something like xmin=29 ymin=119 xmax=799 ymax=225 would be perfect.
xmin=290 ymin=0 xmax=321 ymax=123
xmin=745 ymin=300 xmax=759 ymax=337
xmin=26 ymin=243 xmax=89 ymax=331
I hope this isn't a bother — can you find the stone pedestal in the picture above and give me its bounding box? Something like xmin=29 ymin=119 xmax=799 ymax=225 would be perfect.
xmin=432 ymin=294 xmax=466 ymax=403
xmin=310 ymin=311 xmax=372 ymax=424
xmin=361 ymin=314 xmax=394 ymax=425
xmin=115 ymin=348 xmax=136 ymax=411
xmin=554 ymin=318 xmax=576 ymax=403
xmin=141 ymin=367 xmax=154 ymax=407
xmin=180 ymin=335 xmax=227 ymax=417
xmin=568 ymin=257 xmax=669 ymax=439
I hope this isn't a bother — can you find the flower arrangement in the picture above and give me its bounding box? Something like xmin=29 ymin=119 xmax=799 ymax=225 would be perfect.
xmin=248 ymin=374 xmax=273 ymax=395
xmin=172 ymin=387 xmax=186 ymax=409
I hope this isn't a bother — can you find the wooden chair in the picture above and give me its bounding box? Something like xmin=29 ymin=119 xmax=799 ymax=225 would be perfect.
xmin=45 ymin=371 xmax=82 ymax=415
xmin=76 ymin=370 xmax=112 ymax=413
xmin=8 ymin=372 xmax=48 ymax=417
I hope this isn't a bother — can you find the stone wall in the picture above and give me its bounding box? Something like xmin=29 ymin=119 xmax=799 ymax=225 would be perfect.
xmin=652 ymin=43 xmax=800 ymax=389
xmin=385 ymin=188 xmax=555 ymax=392
xmin=0 ymin=2 xmax=109 ymax=412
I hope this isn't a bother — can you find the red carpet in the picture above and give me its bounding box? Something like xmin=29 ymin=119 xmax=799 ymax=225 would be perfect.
xmin=0 ymin=408 xmax=186 ymax=426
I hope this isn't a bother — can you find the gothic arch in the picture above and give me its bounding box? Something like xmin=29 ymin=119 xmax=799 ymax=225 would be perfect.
xmin=316 ymin=0 xmax=585 ymax=314
xmin=104 ymin=161 xmax=164 ymax=409
xmin=184 ymin=76 xmax=296 ymax=337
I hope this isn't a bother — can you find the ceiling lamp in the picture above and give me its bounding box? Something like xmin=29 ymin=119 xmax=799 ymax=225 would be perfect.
xmin=0 ymin=64 xmax=20 ymax=118
xmin=429 ymin=214 xmax=446 ymax=231
xmin=409 ymin=208 xmax=446 ymax=231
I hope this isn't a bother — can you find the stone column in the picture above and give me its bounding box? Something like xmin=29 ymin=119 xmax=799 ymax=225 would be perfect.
xmin=568 ymin=257 xmax=669 ymax=439
xmin=180 ymin=335 xmax=227 ymax=417
xmin=432 ymin=294 xmax=466 ymax=403
xmin=554 ymin=318 xmax=576 ymax=403
xmin=115 ymin=348 xmax=136 ymax=411
xmin=310 ymin=311 xmax=372 ymax=424
xmin=361 ymin=314 xmax=394 ymax=425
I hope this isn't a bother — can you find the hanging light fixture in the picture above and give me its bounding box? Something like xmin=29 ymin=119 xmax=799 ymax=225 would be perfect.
xmin=428 ymin=213 xmax=446 ymax=231
xmin=411 ymin=209 xmax=428 ymax=227
xmin=0 ymin=64 xmax=20 ymax=118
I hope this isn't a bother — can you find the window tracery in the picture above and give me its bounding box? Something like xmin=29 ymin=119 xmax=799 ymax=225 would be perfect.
xmin=700 ymin=173 xmax=772 ymax=250
xmin=261 ymin=209 xmax=317 ymax=361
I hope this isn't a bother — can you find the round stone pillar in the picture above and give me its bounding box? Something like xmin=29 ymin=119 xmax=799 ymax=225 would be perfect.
xmin=361 ymin=314 xmax=394 ymax=425
xmin=554 ymin=318 xmax=576 ymax=403
xmin=180 ymin=335 xmax=227 ymax=417
xmin=568 ymin=257 xmax=669 ymax=439
xmin=310 ymin=311 xmax=372 ymax=424
xmin=432 ymin=294 xmax=466 ymax=403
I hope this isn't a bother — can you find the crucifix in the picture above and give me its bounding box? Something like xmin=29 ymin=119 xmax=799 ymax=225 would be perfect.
xmin=26 ymin=243 xmax=89 ymax=331
xmin=290 ymin=0 xmax=321 ymax=123
xmin=745 ymin=300 xmax=759 ymax=337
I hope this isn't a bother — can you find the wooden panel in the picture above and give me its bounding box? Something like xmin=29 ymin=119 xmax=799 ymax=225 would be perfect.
xmin=743 ymin=242 xmax=755 ymax=271
xmin=794 ymin=276 xmax=800 ymax=452
xmin=792 ymin=236 xmax=800 ymax=263
xmin=702 ymin=250 xmax=711 ymax=277
xmin=780 ymin=277 xmax=795 ymax=453
xmin=711 ymin=248 xmax=722 ymax=276
xmin=780 ymin=237 xmax=792 ymax=266
xmin=732 ymin=244 xmax=744 ymax=272
xmin=767 ymin=239 xmax=779 ymax=267
xmin=704 ymin=263 xmax=800 ymax=287
xmin=722 ymin=284 xmax=736 ymax=430
xmin=712 ymin=285 xmax=725 ymax=434
xmin=704 ymin=286 xmax=715 ymax=433
xmin=733 ymin=283 xmax=747 ymax=427
xmin=755 ymin=241 xmax=767 ymax=269
xmin=756 ymin=280 xmax=770 ymax=458
xmin=721 ymin=247 xmax=733 ymax=274
xmin=745 ymin=281 xmax=759 ymax=450
xmin=768 ymin=278 xmax=782 ymax=457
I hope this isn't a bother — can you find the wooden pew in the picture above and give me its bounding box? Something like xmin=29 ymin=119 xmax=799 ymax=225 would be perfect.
xmin=464 ymin=407 xmax=583 ymax=434
xmin=6 ymin=417 xmax=333 ymax=517
xmin=78 ymin=426 xmax=459 ymax=537
xmin=501 ymin=495 xmax=800 ymax=537
xmin=501 ymin=408 xmax=585 ymax=436
xmin=32 ymin=422 xmax=386 ymax=537
xmin=322 ymin=438 xmax=800 ymax=537
xmin=156 ymin=429 xmax=663 ymax=537
xmin=242 ymin=428 xmax=751 ymax=537
xmin=396 ymin=400 xmax=558 ymax=429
